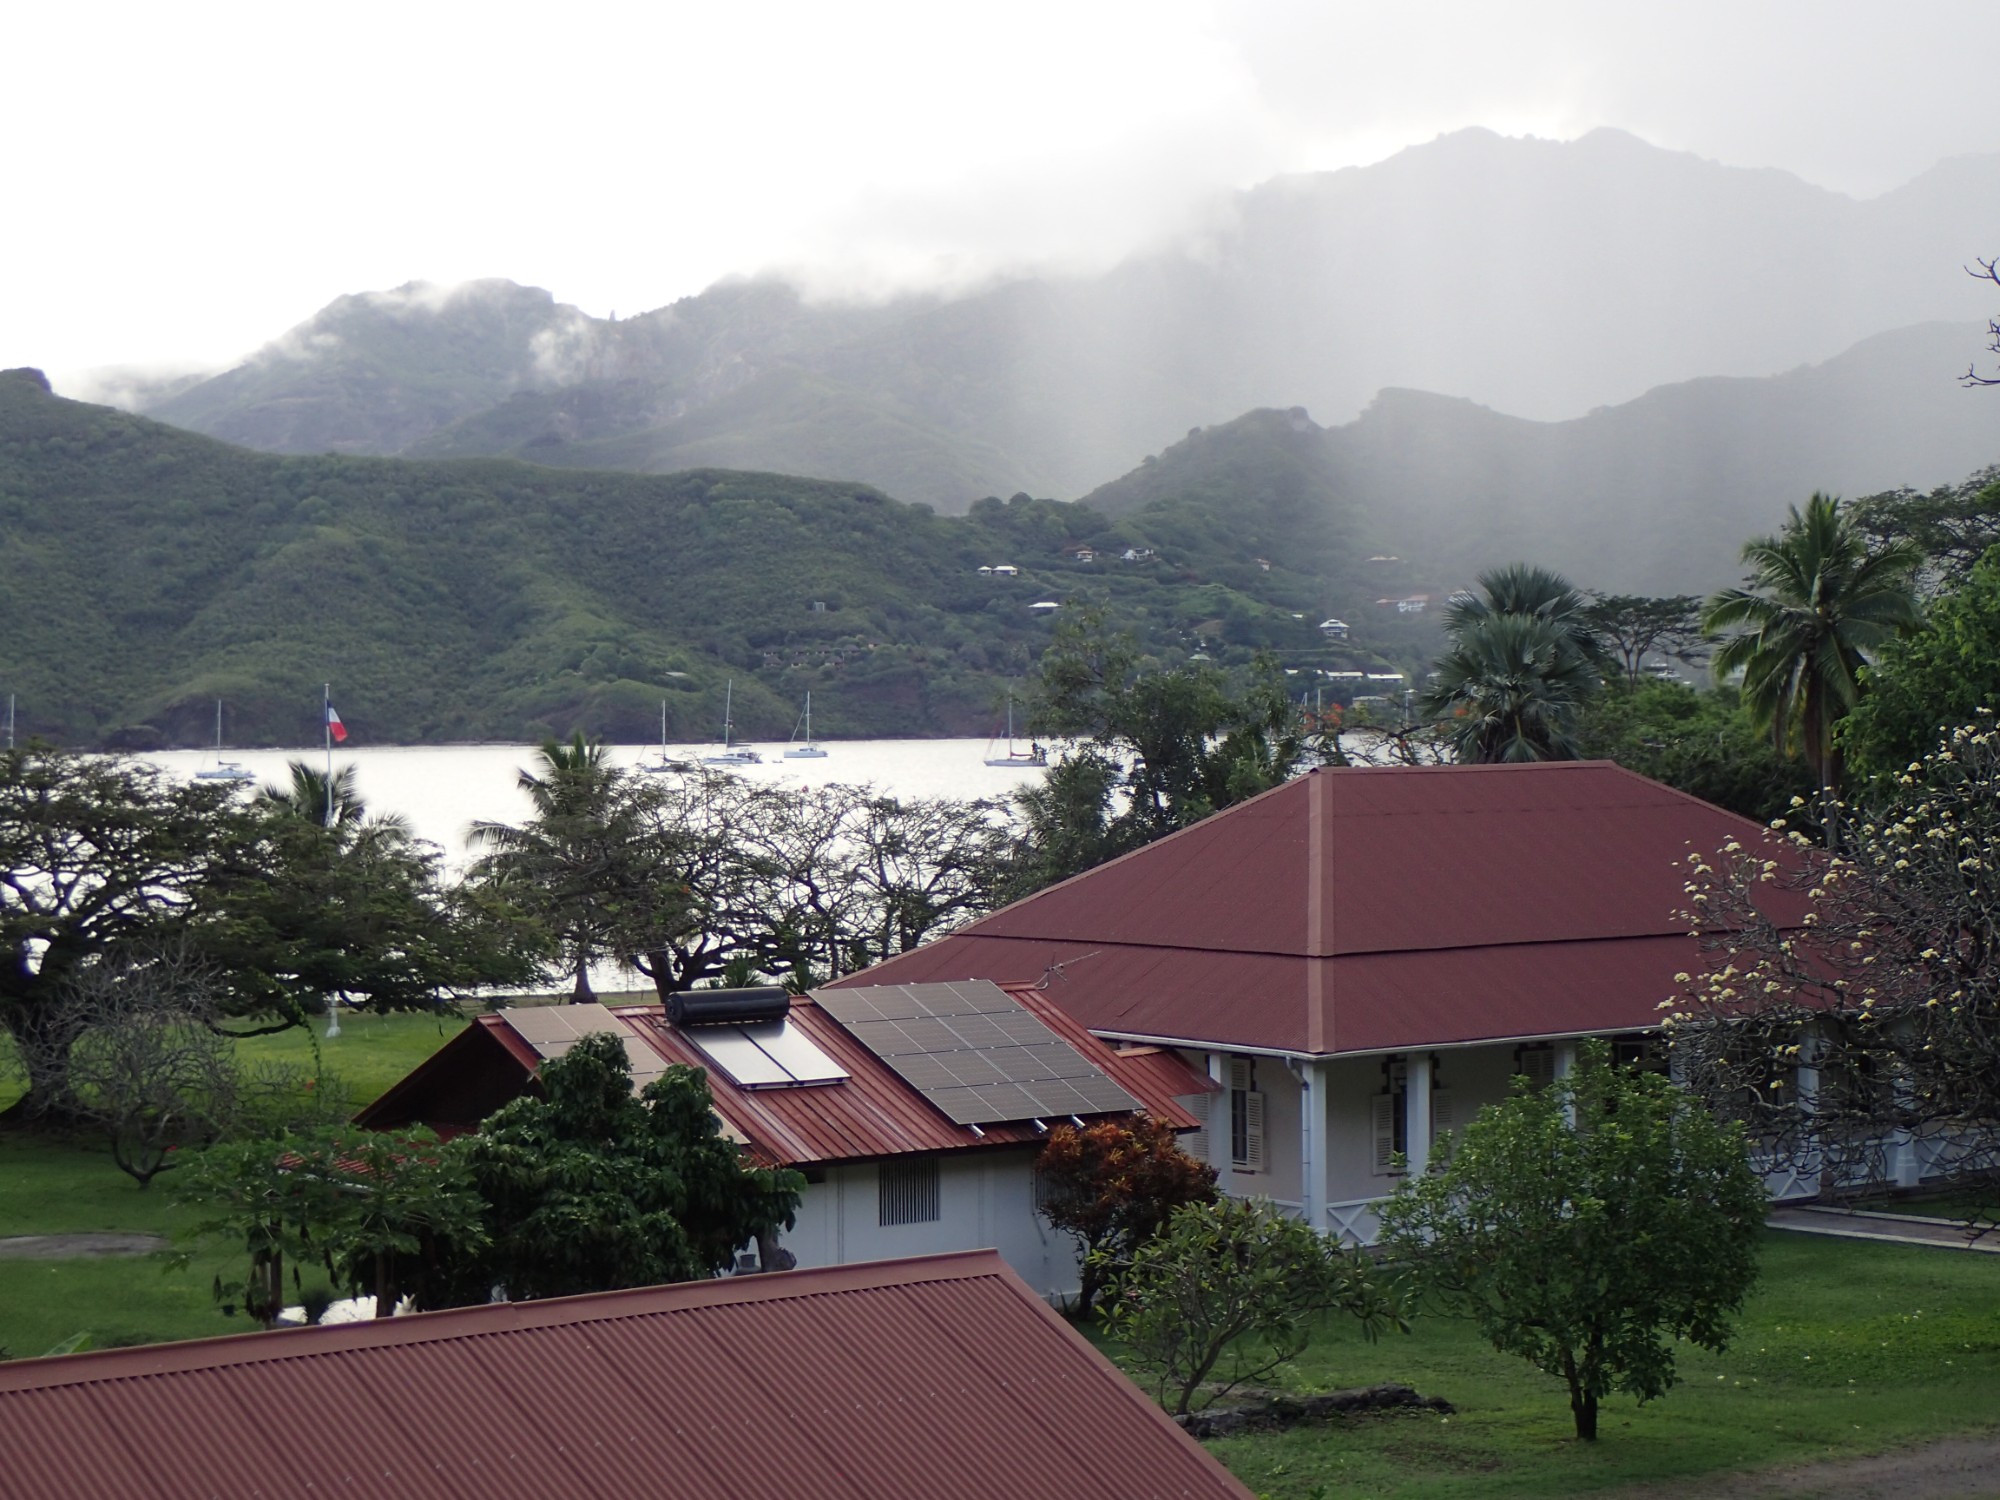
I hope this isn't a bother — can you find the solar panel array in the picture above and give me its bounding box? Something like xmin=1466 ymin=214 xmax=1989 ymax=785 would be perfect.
xmin=816 ymin=980 xmax=1139 ymax=1126
xmin=686 ymin=1021 xmax=850 ymax=1090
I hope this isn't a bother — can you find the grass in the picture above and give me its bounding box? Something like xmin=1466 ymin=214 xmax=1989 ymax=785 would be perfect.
xmin=0 ymin=1009 xmax=470 ymax=1359
xmin=1099 ymin=1232 xmax=2000 ymax=1499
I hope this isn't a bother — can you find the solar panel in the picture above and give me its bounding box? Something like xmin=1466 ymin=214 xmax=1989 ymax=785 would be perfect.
xmin=685 ymin=1019 xmax=849 ymax=1090
xmin=499 ymin=1005 xmax=670 ymax=1091
xmin=816 ymin=981 xmax=1138 ymax=1126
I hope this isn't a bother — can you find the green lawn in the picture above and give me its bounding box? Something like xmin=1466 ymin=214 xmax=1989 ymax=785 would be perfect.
xmin=1100 ymin=1232 xmax=2000 ymax=1499
xmin=0 ymin=1009 xmax=470 ymax=1358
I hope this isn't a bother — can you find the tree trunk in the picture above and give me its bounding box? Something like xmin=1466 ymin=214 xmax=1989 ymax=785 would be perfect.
xmin=1570 ymin=1388 xmax=1598 ymax=1441
xmin=570 ymin=958 xmax=594 ymax=1003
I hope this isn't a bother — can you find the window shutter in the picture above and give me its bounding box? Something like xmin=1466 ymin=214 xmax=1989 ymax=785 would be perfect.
xmin=1179 ymin=1091 xmax=1211 ymax=1162
xmin=1371 ymin=1094 xmax=1398 ymax=1176
xmin=1242 ymin=1088 xmax=1267 ymax=1172
xmin=1518 ymin=1047 xmax=1556 ymax=1091
xmin=1228 ymin=1057 xmax=1252 ymax=1093
xmin=1430 ymin=1090 xmax=1455 ymax=1141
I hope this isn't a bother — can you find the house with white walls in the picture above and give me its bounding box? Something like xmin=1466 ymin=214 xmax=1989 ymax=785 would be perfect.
xmin=828 ymin=761 xmax=1811 ymax=1242
xmin=356 ymin=985 xmax=1209 ymax=1298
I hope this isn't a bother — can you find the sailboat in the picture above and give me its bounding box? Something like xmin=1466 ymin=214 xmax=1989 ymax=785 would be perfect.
xmin=702 ymin=680 xmax=763 ymax=766
xmin=783 ymin=691 xmax=828 ymax=760
xmin=194 ymin=700 xmax=256 ymax=782
xmin=640 ymin=701 xmax=689 ymax=774
xmin=982 ymin=697 xmax=1047 ymax=768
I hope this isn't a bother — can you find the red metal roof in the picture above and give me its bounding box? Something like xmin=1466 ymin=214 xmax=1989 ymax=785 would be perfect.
xmin=831 ymin=762 xmax=1802 ymax=1056
xmin=619 ymin=984 xmax=1204 ymax=1168
xmin=0 ymin=1251 xmax=1250 ymax=1500
xmin=356 ymin=989 xmax=1208 ymax=1168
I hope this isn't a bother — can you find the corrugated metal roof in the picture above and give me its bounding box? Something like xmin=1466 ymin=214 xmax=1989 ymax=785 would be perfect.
xmin=357 ymin=992 xmax=1205 ymax=1167
xmin=832 ymin=762 xmax=1803 ymax=1056
xmin=0 ymin=1252 xmax=1251 ymax=1500
xmin=621 ymin=984 xmax=1202 ymax=1167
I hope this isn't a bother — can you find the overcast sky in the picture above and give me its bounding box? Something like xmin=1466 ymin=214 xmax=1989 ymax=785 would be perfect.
xmin=9 ymin=0 xmax=2000 ymax=394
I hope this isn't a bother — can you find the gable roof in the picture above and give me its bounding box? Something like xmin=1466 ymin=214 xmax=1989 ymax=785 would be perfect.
xmin=831 ymin=762 xmax=1797 ymax=1057
xmin=0 ymin=1251 xmax=1250 ymax=1500
xmin=357 ymin=988 xmax=1207 ymax=1168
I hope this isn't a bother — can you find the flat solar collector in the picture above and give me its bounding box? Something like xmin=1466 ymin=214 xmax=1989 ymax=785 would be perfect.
xmin=817 ymin=981 xmax=1139 ymax=1125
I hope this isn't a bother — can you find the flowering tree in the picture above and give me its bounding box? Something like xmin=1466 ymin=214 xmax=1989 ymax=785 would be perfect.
xmin=1670 ymin=714 xmax=2000 ymax=1201
xmin=1035 ymin=1115 xmax=1216 ymax=1316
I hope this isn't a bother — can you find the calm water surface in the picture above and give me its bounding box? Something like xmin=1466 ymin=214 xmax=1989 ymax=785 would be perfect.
xmin=141 ymin=739 xmax=1045 ymax=876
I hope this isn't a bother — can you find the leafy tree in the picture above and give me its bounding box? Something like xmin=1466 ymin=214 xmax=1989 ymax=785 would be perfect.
xmin=1852 ymin=466 xmax=2000 ymax=592
xmin=1422 ymin=612 xmax=1601 ymax=762
xmin=1378 ymin=1043 xmax=1765 ymax=1441
xmin=1673 ymin=718 xmax=2000 ymax=1209
xmin=437 ymin=1032 xmax=803 ymax=1303
xmin=1017 ymin=607 xmax=1307 ymax=888
xmin=256 ymin=761 xmax=392 ymax=830
xmin=59 ymin=945 xmax=240 ymax=1186
xmin=1 ymin=748 xmax=244 ymax=1119
xmin=1581 ymin=594 xmax=1706 ymax=685
xmin=1573 ymin=679 xmax=1814 ymax=822
xmin=175 ymin=1125 xmax=482 ymax=1325
xmin=1842 ymin=547 xmax=2000 ymax=781
xmin=1444 ymin=563 xmax=1608 ymax=667
xmin=1035 ymin=1115 xmax=1217 ymax=1316
xmin=1102 ymin=1197 xmax=1403 ymax=1416
xmin=1702 ymin=492 xmax=1922 ymax=801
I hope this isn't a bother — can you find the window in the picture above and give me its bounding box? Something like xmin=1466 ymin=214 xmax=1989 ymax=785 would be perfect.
xmin=1370 ymin=1058 xmax=1451 ymax=1175
xmin=1229 ymin=1058 xmax=1266 ymax=1172
xmin=1517 ymin=1044 xmax=1557 ymax=1091
xmin=878 ymin=1157 xmax=941 ymax=1226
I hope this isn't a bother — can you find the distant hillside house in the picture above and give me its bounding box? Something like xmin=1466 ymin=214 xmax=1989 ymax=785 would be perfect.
xmin=0 ymin=1251 xmax=1251 ymax=1500
xmin=1121 ymin=547 xmax=1156 ymax=563
xmin=1067 ymin=545 xmax=1099 ymax=563
xmin=357 ymin=987 xmax=1208 ymax=1299
xmin=990 ymin=563 xmax=1020 ymax=577
xmin=1318 ymin=617 xmax=1350 ymax=640
xmin=828 ymin=762 xmax=1811 ymax=1243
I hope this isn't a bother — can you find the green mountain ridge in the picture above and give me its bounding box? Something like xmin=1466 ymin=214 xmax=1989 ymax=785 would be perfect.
xmin=0 ymin=371 xmax=1406 ymax=750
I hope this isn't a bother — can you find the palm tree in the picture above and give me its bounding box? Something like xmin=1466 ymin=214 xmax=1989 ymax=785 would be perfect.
xmin=256 ymin=761 xmax=386 ymax=830
xmin=1422 ymin=612 xmax=1603 ymax=762
xmin=1702 ymin=493 xmax=1923 ymax=797
xmin=1444 ymin=562 xmax=1609 ymax=670
xmin=469 ymin=733 xmax=630 ymax=1001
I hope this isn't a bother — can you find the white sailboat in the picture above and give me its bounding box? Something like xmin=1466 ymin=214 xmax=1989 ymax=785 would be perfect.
xmin=703 ymin=680 xmax=763 ymax=766
xmin=982 ymin=697 xmax=1046 ymax=768
xmin=194 ymin=700 xmax=256 ymax=782
xmin=783 ymin=691 xmax=829 ymax=760
xmin=640 ymin=701 xmax=688 ymax=773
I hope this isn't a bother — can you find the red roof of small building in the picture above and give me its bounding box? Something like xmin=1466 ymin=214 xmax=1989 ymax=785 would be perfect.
xmin=830 ymin=762 xmax=1799 ymax=1057
xmin=356 ymin=987 xmax=1208 ymax=1168
xmin=0 ymin=1251 xmax=1250 ymax=1500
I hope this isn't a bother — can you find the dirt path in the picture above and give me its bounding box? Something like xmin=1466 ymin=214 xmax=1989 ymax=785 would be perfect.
xmin=0 ymin=1233 xmax=168 ymax=1259
xmin=1618 ymin=1431 xmax=2000 ymax=1499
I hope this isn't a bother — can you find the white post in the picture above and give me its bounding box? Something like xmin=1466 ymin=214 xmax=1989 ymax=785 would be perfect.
xmin=1206 ymin=1052 xmax=1231 ymax=1177
xmin=1296 ymin=1059 xmax=1329 ymax=1235
xmin=1554 ymin=1039 xmax=1579 ymax=1125
xmin=1405 ymin=1052 xmax=1434 ymax=1177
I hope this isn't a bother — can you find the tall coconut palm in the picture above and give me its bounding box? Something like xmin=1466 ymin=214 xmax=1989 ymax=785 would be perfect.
xmin=1702 ymin=493 xmax=1923 ymax=797
xmin=255 ymin=761 xmax=392 ymax=830
xmin=469 ymin=733 xmax=635 ymax=1001
xmin=1422 ymin=612 xmax=1603 ymax=762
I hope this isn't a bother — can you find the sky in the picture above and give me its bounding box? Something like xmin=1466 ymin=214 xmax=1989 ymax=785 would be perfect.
xmin=8 ymin=0 xmax=2000 ymax=396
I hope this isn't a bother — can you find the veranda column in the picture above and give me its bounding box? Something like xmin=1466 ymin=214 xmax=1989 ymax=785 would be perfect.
xmin=1206 ymin=1052 xmax=1231 ymax=1177
xmin=1405 ymin=1052 xmax=1434 ymax=1177
xmin=1297 ymin=1058 xmax=1330 ymax=1233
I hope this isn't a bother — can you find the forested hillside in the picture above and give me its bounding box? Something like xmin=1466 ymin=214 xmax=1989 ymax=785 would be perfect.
xmin=0 ymin=370 xmax=1406 ymax=748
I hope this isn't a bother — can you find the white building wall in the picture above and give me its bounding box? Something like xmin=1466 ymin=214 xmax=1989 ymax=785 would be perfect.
xmin=774 ymin=1147 xmax=1082 ymax=1302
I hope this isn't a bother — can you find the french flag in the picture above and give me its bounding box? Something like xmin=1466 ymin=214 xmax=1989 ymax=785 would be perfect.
xmin=326 ymin=703 xmax=348 ymax=743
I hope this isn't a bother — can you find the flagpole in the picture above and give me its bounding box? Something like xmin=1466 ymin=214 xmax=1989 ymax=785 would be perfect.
xmin=323 ymin=682 xmax=333 ymax=828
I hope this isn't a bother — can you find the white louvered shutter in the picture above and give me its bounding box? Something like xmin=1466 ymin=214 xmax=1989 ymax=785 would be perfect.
xmin=1179 ymin=1091 xmax=1211 ymax=1163
xmin=1518 ymin=1047 xmax=1556 ymax=1091
xmin=1242 ymin=1086 xmax=1267 ymax=1172
xmin=1371 ymin=1094 xmax=1398 ymax=1176
xmin=1430 ymin=1091 xmax=1454 ymax=1142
